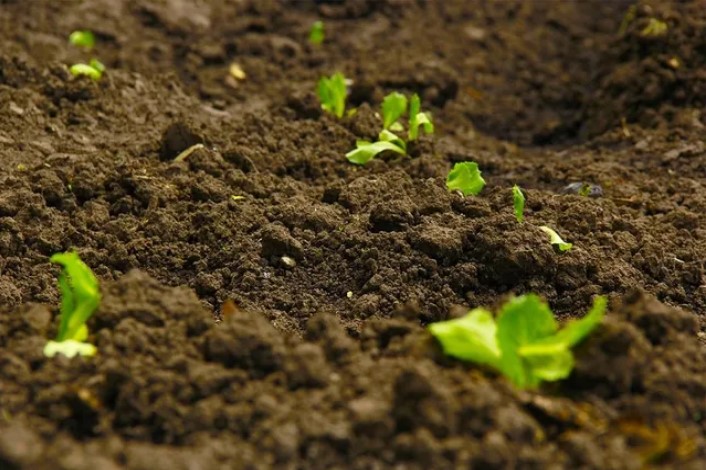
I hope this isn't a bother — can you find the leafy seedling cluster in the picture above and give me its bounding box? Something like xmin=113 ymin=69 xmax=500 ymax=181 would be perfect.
xmin=43 ymin=252 xmax=101 ymax=358
xmin=68 ymin=30 xmax=106 ymax=80
xmin=429 ymin=294 xmax=607 ymax=388
xmin=346 ymin=92 xmax=434 ymax=165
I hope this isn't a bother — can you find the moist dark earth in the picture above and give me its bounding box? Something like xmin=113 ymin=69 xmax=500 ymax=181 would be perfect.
xmin=1 ymin=0 xmax=706 ymax=468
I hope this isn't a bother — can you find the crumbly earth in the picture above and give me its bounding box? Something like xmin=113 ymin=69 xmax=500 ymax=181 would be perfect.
xmin=1 ymin=0 xmax=705 ymax=468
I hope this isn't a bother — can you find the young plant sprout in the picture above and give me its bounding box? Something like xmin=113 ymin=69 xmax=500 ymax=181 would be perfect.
xmin=513 ymin=185 xmax=525 ymax=223
xmin=346 ymin=129 xmax=406 ymax=165
xmin=429 ymin=294 xmax=607 ymax=388
xmin=381 ymin=92 xmax=408 ymax=130
xmin=309 ymin=21 xmax=325 ymax=45
xmin=43 ymin=252 xmax=101 ymax=358
xmin=70 ymin=58 xmax=105 ymax=81
xmin=641 ymin=18 xmax=668 ymax=37
xmin=446 ymin=162 xmax=485 ymax=196
xmin=69 ymin=30 xmax=95 ymax=50
xmin=539 ymin=226 xmax=573 ymax=252
xmin=408 ymin=93 xmax=434 ymax=141
xmin=317 ymin=72 xmax=347 ymax=118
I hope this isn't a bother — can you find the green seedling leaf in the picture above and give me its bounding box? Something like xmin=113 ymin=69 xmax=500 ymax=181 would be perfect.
xmin=641 ymin=18 xmax=668 ymax=37
xmin=408 ymin=94 xmax=434 ymax=140
xmin=496 ymin=295 xmax=558 ymax=387
xmin=428 ymin=308 xmax=501 ymax=368
xmin=446 ymin=162 xmax=485 ymax=196
xmin=539 ymin=226 xmax=573 ymax=252
xmin=70 ymin=63 xmax=103 ymax=81
xmin=428 ymin=294 xmax=606 ymax=388
xmin=309 ymin=20 xmax=325 ymax=45
xmin=45 ymin=252 xmax=101 ymax=358
xmin=89 ymin=58 xmax=105 ymax=73
xmin=317 ymin=72 xmax=347 ymax=118
xmin=44 ymin=340 xmax=97 ymax=358
xmin=381 ymin=92 xmax=408 ymax=130
xmin=512 ymin=185 xmax=525 ymax=223
xmin=345 ymin=129 xmax=406 ymax=165
xmin=69 ymin=30 xmax=95 ymax=50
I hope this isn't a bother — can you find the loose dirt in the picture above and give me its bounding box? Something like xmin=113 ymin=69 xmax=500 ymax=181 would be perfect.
xmin=1 ymin=1 xmax=706 ymax=468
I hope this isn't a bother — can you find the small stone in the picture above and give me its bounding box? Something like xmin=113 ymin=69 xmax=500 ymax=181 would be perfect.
xmin=280 ymin=256 xmax=296 ymax=268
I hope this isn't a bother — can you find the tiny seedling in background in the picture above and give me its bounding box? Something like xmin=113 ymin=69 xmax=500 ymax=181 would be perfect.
xmin=539 ymin=226 xmax=573 ymax=252
xmin=43 ymin=252 xmax=101 ymax=358
xmin=317 ymin=72 xmax=347 ymax=118
xmin=408 ymin=94 xmax=434 ymax=141
xmin=70 ymin=58 xmax=105 ymax=81
xmin=69 ymin=30 xmax=95 ymax=50
xmin=640 ymin=18 xmax=668 ymax=37
xmin=429 ymin=294 xmax=607 ymax=388
xmin=513 ymin=185 xmax=525 ymax=223
xmin=381 ymin=92 xmax=408 ymax=130
xmin=346 ymin=129 xmax=406 ymax=165
xmin=446 ymin=162 xmax=485 ymax=196
xmin=309 ymin=21 xmax=325 ymax=45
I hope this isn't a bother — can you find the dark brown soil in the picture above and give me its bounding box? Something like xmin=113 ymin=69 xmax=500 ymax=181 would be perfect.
xmin=1 ymin=0 xmax=706 ymax=468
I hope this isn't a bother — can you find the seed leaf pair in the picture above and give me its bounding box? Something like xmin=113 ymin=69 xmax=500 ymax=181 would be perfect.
xmin=429 ymin=294 xmax=606 ymax=388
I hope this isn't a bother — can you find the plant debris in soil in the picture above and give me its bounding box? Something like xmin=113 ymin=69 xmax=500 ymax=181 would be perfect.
xmin=1 ymin=0 xmax=706 ymax=468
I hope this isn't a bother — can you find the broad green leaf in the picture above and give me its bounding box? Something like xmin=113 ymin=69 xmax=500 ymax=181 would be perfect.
xmin=70 ymin=63 xmax=102 ymax=81
xmin=496 ymin=295 xmax=558 ymax=387
xmin=446 ymin=162 xmax=485 ymax=196
xmin=309 ymin=21 xmax=324 ymax=45
xmin=345 ymin=140 xmax=405 ymax=165
xmin=89 ymin=58 xmax=105 ymax=73
xmin=512 ymin=185 xmax=525 ymax=223
xmin=44 ymin=340 xmax=97 ymax=358
xmin=317 ymin=72 xmax=347 ymax=118
xmin=539 ymin=226 xmax=573 ymax=252
xmin=381 ymin=92 xmax=408 ymax=130
xmin=428 ymin=308 xmax=501 ymax=368
xmin=69 ymin=30 xmax=95 ymax=50
xmin=50 ymin=252 xmax=101 ymax=342
xmin=378 ymin=129 xmax=406 ymax=150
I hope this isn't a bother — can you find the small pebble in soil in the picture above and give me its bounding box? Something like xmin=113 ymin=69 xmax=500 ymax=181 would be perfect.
xmin=561 ymin=182 xmax=603 ymax=198
xmin=280 ymin=256 xmax=296 ymax=268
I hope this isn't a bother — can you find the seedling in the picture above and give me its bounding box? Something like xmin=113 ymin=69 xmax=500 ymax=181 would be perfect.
xmin=408 ymin=94 xmax=434 ymax=141
xmin=429 ymin=294 xmax=606 ymax=388
xmin=309 ymin=21 xmax=324 ymax=45
xmin=446 ymin=162 xmax=485 ymax=196
xmin=513 ymin=185 xmax=525 ymax=223
xmin=70 ymin=58 xmax=105 ymax=81
xmin=641 ymin=18 xmax=668 ymax=37
xmin=69 ymin=30 xmax=95 ymax=50
xmin=539 ymin=226 xmax=572 ymax=252
xmin=346 ymin=129 xmax=406 ymax=165
xmin=345 ymin=91 xmax=433 ymax=165
xmin=43 ymin=252 xmax=101 ymax=358
xmin=317 ymin=72 xmax=347 ymax=118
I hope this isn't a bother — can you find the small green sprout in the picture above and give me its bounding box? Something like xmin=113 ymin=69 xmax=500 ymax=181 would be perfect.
xmin=70 ymin=58 xmax=105 ymax=81
xmin=512 ymin=185 xmax=525 ymax=223
xmin=446 ymin=162 xmax=485 ymax=196
xmin=539 ymin=226 xmax=573 ymax=252
xmin=429 ymin=294 xmax=607 ymax=388
xmin=346 ymin=129 xmax=406 ymax=165
xmin=408 ymin=94 xmax=434 ymax=141
xmin=317 ymin=72 xmax=347 ymax=118
xmin=43 ymin=252 xmax=101 ymax=358
xmin=309 ymin=21 xmax=325 ymax=45
xmin=641 ymin=18 xmax=668 ymax=37
xmin=381 ymin=92 xmax=408 ymax=130
xmin=69 ymin=30 xmax=95 ymax=50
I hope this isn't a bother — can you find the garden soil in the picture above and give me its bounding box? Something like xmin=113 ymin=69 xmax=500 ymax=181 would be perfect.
xmin=1 ymin=0 xmax=706 ymax=468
